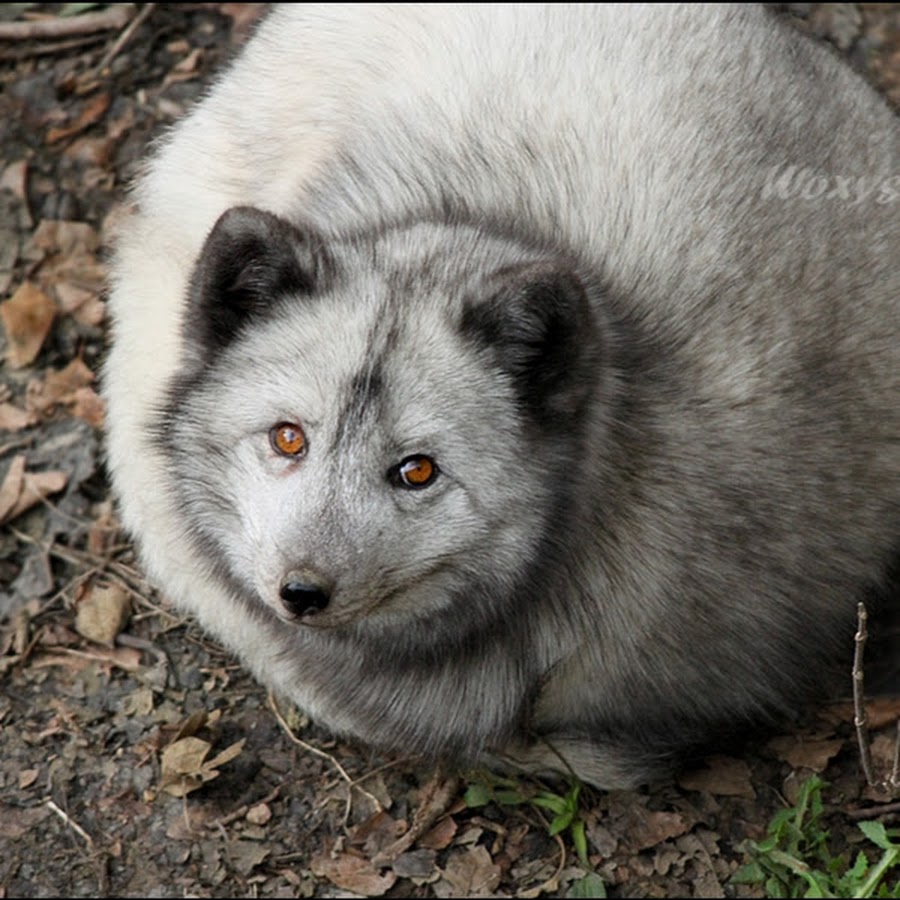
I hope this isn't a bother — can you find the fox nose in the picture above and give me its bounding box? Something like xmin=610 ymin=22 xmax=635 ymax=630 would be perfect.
xmin=279 ymin=571 xmax=332 ymax=617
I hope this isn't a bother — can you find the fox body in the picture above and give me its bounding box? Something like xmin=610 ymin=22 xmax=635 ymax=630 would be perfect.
xmin=104 ymin=4 xmax=900 ymax=787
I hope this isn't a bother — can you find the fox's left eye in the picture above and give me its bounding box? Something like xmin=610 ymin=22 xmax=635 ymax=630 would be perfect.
xmin=390 ymin=455 xmax=439 ymax=489
xmin=270 ymin=421 xmax=307 ymax=457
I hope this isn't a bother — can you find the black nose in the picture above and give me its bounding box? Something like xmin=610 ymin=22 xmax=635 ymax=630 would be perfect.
xmin=279 ymin=577 xmax=331 ymax=617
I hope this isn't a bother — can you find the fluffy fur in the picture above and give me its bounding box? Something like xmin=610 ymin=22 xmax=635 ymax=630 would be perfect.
xmin=104 ymin=4 xmax=900 ymax=788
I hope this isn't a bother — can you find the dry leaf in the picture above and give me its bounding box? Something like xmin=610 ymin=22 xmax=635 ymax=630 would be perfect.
xmin=172 ymin=708 xmax=222 ymax=742
xmin=165 ymin=804 xmax=221 ymax=840
xmin=74 ymin=583 xmax=131 ymax=646
xmin=391 ymin=849 xmax=437 ymax=881
xmin=46 ymin=92 xmax=111 ymax=144
xmin=160 ymin=736 xmax=213 ymax=798
xmin=350 ymin=810 xmax=407 ymax=856
xmin=767 ymin=735 xmax=844 ymax=772
xmin=55 ymin=281 xmax=105 ymax=326
xmin=311 ymin=846 xmax=397 ymax=897
xmin=159 ymin=735 xmax=246 ymax=798
xmin=123 ymin=687 xmax=155 ymax=717
xmin=621 ymin=809 xmax=691 ymax=854
xmin=869 ymin=731 xmax=900 ymax=774
xmin=27 ymin=357 xmax=96 ymax=416
xmin=678 ymin=755 xmax=757 ymax=799
xmin=204 ymin=738 xmax=246 ymax=771
xmin=228 ymin=841 xmax=270 ymax=877
xmin=18 ymin=768 xmax=39 ymax=789
xmin=32 ymin=219 xmax=100 ymax=256
xmin=0 ymin=402 xmax=38 ymax=431
xmin=827 ymin=698 xmax=900 ymax=730
xmin=419 ymin=815 xmax=458 ymax=851
xmin=0 ymin=456 xmax=26 ymax=522
xmin=87 ymin=501 xmax=119 ymax=556
xmin=0 ymin=805 xmax=50 ymax=840
xmin=1 ymin=281 xmax=56 ymax=368
xmin=435 ymin=845 xmax=501 ymax=898
xmin=0 ymin=159 xmax=28 ymax=203
xmin=0 ymin=456 xmax=68 ymax=524
xmin=71 ymin=386 xmax=105 ymax=427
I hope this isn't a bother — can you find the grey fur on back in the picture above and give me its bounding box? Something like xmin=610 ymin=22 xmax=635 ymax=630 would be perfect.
xmin=103 ymin=4 xmax=900 ymax=788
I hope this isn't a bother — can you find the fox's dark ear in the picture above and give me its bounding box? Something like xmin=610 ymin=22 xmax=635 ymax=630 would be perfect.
xmin=186 ymin=205 xmax=330 ymax=359
xmin=460 ymin=262 xmax=596 ymax=424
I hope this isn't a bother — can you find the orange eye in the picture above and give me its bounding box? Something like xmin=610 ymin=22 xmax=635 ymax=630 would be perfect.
xmin=394 ymin=455 xmax=438 ymax=489
xmin=270 ymin=422 xmax=307 ymax=457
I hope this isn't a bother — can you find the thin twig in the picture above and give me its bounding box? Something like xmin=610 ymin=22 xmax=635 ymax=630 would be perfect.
xmin=46 ymin=799 xmax=94 ymax=847
xmin=0 ymin=5 xmax=134 ymax=41
xmin=207 ymin=785 xmax=281 ymax=829
xmin=853 ymin=602 xmax=876 ymax=786
xmin=846 ymin=800 xmax=900 ymax=820
xmin=94 ymin=3 xmax=155 ymax=74
xmin=267 ymin=690 xmax=383 ymax=826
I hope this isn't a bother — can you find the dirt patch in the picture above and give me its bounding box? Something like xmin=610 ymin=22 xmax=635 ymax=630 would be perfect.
xmin=1 ymin=4 xmax=899 ymax=897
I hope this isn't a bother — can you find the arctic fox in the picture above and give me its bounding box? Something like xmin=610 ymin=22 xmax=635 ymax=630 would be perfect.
xmin=104 ymin=5 xmax=900 ymax=788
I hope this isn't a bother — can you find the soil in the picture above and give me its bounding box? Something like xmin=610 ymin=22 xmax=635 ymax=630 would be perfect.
xmin=1 ymin=4 xmax=899 ymax=898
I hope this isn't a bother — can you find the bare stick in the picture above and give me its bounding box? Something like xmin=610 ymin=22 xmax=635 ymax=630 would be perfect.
xmin=267 ymin=690 xmax=383 ymax=825
xmin=46 ymin=799 xmax=94 ymax=847
xmin=94 ymin=3 xmax=155 ymax=74
xmin=0 ymin=5 xmax=134 ymax=41
xmin=846 ymin=799 xmax=900 ymax=820
xmin=853 ymin=602 xmax=877 ymax=786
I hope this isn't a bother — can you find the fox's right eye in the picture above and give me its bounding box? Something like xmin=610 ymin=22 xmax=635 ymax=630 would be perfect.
xmin=390 ymin=455 xmax=439 ymax=489
xmin=270 ymin=422 xmax=307 ymax=457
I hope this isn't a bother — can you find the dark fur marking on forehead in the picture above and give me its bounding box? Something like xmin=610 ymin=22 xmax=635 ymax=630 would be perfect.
xmin=330 ymin=359 xmax=385 ymax=453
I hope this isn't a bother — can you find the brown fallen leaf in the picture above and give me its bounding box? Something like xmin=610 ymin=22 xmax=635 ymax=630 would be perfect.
xmin=87 ymin=500 xmax=120 ymax=556
xmin=0 ymin=455 xmax=68 ymax=524
xmin=435 ymin=845 xmax=502 ymax=898
xmin=350 ymin=810 xmax=407 ymax=856
xmin=18 ymin=768 xmax=39 ymax=789
xmin=0 ymin=401 xmax=38 ymax=432
xmin=620 ymin=808 xmax=691 ymax=854
xmin=391 ymin=849 xmax=438 ymax=881
xmin=26 ymin=357 xmax=97 ymax=417
xmin=32 ymin=218 xmax=100 ymax=257
xmin=171 ymin=708 xmax=222 ymax=742
xmin=419 ymin=815 xmax=458 ymax=851
xmin=0 ymin=281 xmax=56 ymax=368
xmin=55 ymin=281 xmax=105 ymax=327
xmin=0 ymin=453 xmax=26 ymax=522
xmin=228 ymin=840 xmax=270 ymax=877
xmin=46 ymin=92 xmax=111 ymax=144
xmin=827 ymin=697 xmax=900 ymax=730
xmin=0 ymin=804 xmax=50 ymax=840
xmin=71 ymin=386 xmax=105 ymax=428
xmin=767 ymin=735 xmax=844 ymax=772
xmin=678 ymin=754 xmax=757 ymax=799
xmin=0 ymin=159 xmax=28 ymax=204
xmin=74 ymin=582 xmax=131 ymax=646
xmin=311 ymin=845 xmax=397 ymax=898
xmin=159 ymin=735 xmax=246 ymax=798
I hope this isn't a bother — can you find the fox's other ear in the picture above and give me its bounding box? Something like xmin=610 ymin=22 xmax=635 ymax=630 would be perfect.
xmin=460 ymin=262 xmax=598 ymax=424
xmin=186 ymin=205 xmax=331 ymax=359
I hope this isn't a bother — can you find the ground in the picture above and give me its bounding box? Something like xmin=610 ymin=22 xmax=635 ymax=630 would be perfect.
xmin=1 ymin=4 xmax=899 ymax=898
